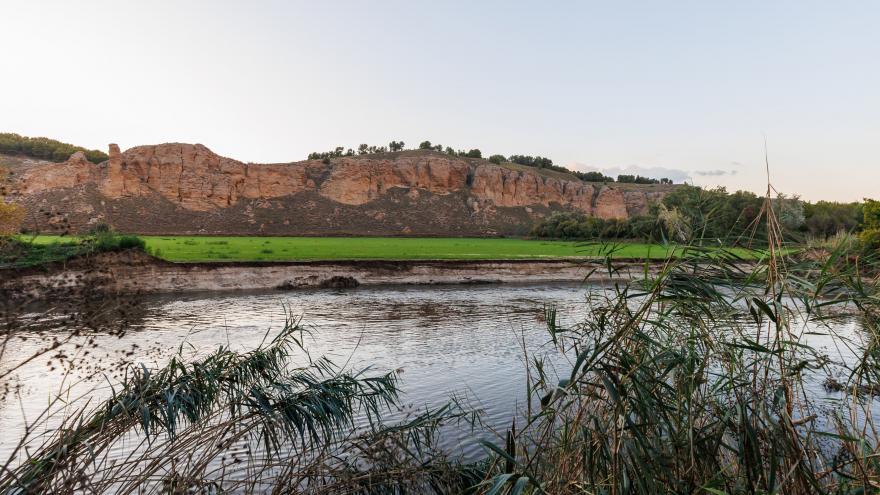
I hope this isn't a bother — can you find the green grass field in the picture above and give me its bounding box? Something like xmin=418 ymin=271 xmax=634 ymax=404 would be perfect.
xmin=22 ymin=235 xmax=700 ymax=262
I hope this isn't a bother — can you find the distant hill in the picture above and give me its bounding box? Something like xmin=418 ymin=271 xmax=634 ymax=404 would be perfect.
xmin=3 ymin=143 xmax=677 ymax=236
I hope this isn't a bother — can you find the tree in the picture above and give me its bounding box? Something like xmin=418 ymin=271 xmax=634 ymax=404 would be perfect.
xmin=357 ymin=144 xmax=369 ymax=155
xmin=488 ymin=154 xmax=506 ymax=165
xmin=772 ymin=194 xmax=805 ymax=232
xmin=579 ymin=171 xmax=614 ymax=182
xmin=445 ymin=146 xmax=455 ymax=155
xmin=0 ymin=133 xmax=108 ymax=164
xmin=860 ymin=198 xmax=880 ymax=250
xmin=463 ymin=149 xmax=482 ymax=159
xmin=418 ymin=141 xmax=433 ymax=150
xmin=389 ymin=141 xmax=405 ymax=152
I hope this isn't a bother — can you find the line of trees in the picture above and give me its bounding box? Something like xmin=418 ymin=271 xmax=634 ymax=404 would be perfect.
xmin=0 ymin=133 xmax=108 ymax=164
xmin=532 ymin=184 xmax=871 ymax=246
xmin=306 ymin=139 xmax=674 ymax=185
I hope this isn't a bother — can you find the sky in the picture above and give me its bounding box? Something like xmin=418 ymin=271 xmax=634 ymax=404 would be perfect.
xmin=1 ymin=0 xmax=877 ymax=201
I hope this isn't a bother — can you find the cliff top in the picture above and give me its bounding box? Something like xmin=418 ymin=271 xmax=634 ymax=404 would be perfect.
xmin=2 ymin=144 xmax=676 ymax=193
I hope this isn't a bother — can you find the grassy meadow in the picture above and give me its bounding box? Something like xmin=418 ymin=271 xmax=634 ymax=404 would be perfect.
xmin=17 ymin=235 xmax=720 ymax=262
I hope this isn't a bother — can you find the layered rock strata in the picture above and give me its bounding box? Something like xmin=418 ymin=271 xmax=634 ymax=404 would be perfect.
xmin=6 ymin=144 xmax=674 ymax=235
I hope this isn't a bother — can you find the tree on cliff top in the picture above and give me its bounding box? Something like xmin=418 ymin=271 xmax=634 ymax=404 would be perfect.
xmin=0 ymin=133 xmax=108 ymax=164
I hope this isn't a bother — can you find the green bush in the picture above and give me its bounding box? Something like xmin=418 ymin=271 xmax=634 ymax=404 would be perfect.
xmin=530 ymin=211 xmax=662 ymax=241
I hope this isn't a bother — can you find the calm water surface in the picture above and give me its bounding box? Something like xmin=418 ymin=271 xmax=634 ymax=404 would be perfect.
xmin=0 ymin=282 xmax=869 ymax=463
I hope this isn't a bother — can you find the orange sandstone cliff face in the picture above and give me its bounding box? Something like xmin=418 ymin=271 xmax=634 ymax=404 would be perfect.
xmin=7 ymin=143 xmax=675 ymax=236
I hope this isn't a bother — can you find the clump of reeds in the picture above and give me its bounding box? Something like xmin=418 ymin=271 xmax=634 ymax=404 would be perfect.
xmin=474 ymin=186 xmax=880 ymax=494
xmin=0 ymin=315 xmax=478 ymax=494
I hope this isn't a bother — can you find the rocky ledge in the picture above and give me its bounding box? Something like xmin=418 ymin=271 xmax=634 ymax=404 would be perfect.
xmin=5 ymin=144 xmax=676 ymax=236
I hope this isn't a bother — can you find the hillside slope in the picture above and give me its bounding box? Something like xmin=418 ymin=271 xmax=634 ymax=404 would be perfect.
xmin=4 ymin=144 xmax=676 ymax=236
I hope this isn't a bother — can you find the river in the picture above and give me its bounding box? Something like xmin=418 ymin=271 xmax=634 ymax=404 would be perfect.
xmin=0 ymin=281 xmax=870 ymax=465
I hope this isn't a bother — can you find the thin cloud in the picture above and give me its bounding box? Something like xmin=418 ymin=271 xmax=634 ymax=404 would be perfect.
xmin=694 ymin=169 xmax=738 ymax=177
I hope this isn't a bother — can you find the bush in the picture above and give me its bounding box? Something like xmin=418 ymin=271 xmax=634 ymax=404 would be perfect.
xmin=530 ymin=211 xmax=662 ymax=241
xmin=91 ymin=231 xmax=146 ymax=252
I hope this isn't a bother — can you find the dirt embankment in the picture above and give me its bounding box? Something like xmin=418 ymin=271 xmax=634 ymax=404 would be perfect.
xmin=1 ymin=250 xmax=655 ymax=298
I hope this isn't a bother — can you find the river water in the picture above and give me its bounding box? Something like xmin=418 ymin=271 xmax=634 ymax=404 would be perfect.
xmin=0 ymin=282 xmax=870 ymax=465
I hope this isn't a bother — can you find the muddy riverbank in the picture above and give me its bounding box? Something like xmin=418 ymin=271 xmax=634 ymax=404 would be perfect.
xmin=1 ymin=250 xmax=662 ymax=297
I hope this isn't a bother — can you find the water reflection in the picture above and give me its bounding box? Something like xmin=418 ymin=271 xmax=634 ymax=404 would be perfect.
xmin=0 ymin=282 xmax=871 ymax=462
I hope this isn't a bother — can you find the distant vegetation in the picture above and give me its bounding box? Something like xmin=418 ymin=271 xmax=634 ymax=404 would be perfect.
xmin=533 ymin=184 xmax=873 ymax=249
xmin=0 ymin=132 xmax=108 ymax=164
xmin=307 ymin=139 xmax=671 ymax=184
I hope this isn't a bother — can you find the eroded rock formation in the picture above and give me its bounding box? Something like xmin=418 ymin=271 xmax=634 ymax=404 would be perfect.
xmin=7 ymin=143 xmax=676 ymax=235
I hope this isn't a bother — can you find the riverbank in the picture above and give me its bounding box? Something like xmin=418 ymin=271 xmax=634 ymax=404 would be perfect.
xmin=1 ymin=249 xmax=659 ymax=297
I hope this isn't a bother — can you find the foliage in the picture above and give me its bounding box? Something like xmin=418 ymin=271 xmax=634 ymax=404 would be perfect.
xmin=530 ymin=186 xmax=868 ymax=247
xmin=416 ymin=140 xmax=446 ymax=152
xmin=617 ymin=173 xmax=661 ymax=184
xmin=488 ymin=154 xmax=506 ymax=164
xmin=462 ymin=148 xmax=482 ymax=158
xmin=578 ymin=170 xmax=615 ymax=182
xmin=0 ymin=165 xmax=24 ymax=236
xmin=507 ymin=154 xmax=651 ymax=184
xmin=389 ymin=140 xmax=405 ymax=151
xmin=860 ymin=198 xmax=880 ymax=250
xmin=529 ymin=211 xmax=662 ymax=241
xmin=530 ymin=186 xmax=774 ymax=244
xmin=0 ymin=132 xmax=108 ymax=164
xmin=803 ymin=200 xmax=863 ymax=238
xmin=0 ymin=200 xmax=23 ymax=236
xmin=1 ymin=230 xmax=145 ymax=268
xmin=308 ymin=146 xmax=354 ymax=160
xmin=660 ymin=185 xmax=769 ymax=244
xmin=508 ymin=154 xmax=554 ymax=169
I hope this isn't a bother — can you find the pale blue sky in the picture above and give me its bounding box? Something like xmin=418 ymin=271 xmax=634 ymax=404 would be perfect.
xmin=2 ymin=1 xmax=877 ymax=201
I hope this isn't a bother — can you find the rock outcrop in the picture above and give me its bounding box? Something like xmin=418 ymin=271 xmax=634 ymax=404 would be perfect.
xmin=7 ymin=143 xmax=677 ymax=236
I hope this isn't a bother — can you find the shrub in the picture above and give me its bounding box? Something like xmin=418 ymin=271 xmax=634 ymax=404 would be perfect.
xmin=488 ymin=154 xmax=506 ymax=165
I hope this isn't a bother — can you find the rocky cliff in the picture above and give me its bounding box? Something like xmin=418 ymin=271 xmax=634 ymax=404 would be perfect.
xmin=5 ymin=143 xmax=675 ymax=236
